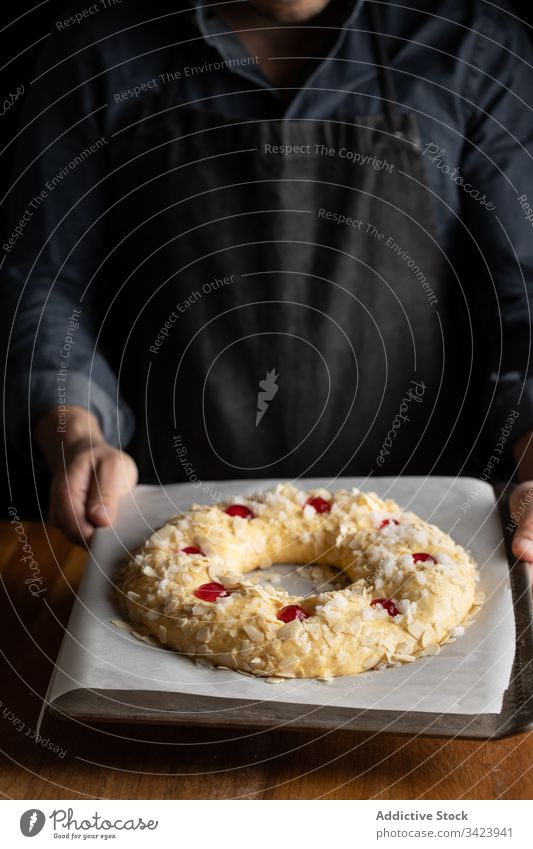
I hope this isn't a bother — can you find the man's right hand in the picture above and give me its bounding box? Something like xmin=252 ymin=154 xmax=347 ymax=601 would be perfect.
xmin=34 ymin=405 xmax=138 ymax=546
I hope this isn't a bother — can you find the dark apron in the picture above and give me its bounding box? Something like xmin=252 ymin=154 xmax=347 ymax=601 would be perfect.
xmin=104 ymin=9 xmax=473 ymax=483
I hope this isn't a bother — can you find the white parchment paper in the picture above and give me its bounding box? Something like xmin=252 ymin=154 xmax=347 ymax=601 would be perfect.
xmin=44 ymin=477 xmax=515 ymax=717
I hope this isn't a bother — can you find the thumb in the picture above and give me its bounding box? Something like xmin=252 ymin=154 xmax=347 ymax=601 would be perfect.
xmin=86 ymin=452 xmax=137 ymax=526
xmin=510 ymin=485 xmax=533 ymax=562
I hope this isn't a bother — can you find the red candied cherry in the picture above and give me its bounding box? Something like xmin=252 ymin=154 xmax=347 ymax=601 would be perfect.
xmin=225 ymin=504 xmax=254 ymax=519
xmin=371 ymin=598 xmax=400 ymax=617
xmin=194 ymin=582 xmax=230 ymax=602
xmin=412 ymin=552 xmax=436 ymax=564
xmin=277 ymin=604 xmax=309 ymax=623
xmin=181 ymin=546 xmax=204 ymax=556
xmin=379 ymin=518 xmax=400 ymax=529
xmin=305 ymin=496 xmax=331 ymax=514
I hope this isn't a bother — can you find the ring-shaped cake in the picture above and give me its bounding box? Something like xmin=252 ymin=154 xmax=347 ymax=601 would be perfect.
xmin=115 ymin=484 xmax=481 ymax=679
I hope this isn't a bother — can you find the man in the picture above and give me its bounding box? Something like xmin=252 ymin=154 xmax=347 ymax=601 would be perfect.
xmin=3 ymin=0 xmax=533 ymax=572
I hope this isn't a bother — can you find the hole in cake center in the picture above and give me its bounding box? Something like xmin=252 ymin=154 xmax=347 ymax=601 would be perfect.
xmin=244 ymin=562 xmax=350 ymax=597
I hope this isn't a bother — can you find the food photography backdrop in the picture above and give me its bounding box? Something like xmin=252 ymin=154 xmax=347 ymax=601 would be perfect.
xmin=1 ymin=0 xmax=533 ymax=833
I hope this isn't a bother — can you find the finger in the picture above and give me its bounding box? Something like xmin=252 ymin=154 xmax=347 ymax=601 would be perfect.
xmin=511 ymin=490 xmax=533 ymax=562
xmin=49 ymin=461 xmax=96 ymax=546
xmin=86 ymin=452 xmax=137 ymax=526
xmin=512 ymin=530 xmax=533 ymax=562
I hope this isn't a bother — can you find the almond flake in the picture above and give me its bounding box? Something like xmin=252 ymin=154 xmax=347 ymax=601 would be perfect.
xmin=131 ymin=630 xmax=147 ymax=641
xmin=243 ymin=624 xmax=264 ymax=642
xmin=421 ymin=628 xmax=433 ymax=648
xmin=110 ymin=619 xmax=130 ymax=630
xmin=407 ymin=621 xmax=425 ymax=639
xmin=277 ymin=619 xmax=302 ymax=641
xmin=276 ymin=654 xmax=298 ymax=671
xmin=196 ymin=627 xmax=212 ymax=643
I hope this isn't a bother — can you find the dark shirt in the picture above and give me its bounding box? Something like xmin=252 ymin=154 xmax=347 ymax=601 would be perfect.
xmin=3 ymin=0 xmax=533 ymax=469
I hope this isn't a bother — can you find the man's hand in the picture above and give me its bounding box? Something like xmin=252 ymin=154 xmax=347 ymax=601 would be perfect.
xmin=34 ymin=405 xmax=138 ymax=546
xmin=511 ymin=430 xmax=533 ymax=580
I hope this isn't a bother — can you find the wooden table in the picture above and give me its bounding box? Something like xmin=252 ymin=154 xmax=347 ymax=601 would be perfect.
xmin=1 ymin=520 xmax=532 ymax=800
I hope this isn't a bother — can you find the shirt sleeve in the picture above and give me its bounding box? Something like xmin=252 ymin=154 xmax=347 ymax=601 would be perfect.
xmin=1 ymin=19 xmax=135 ymax=459
xmin=460 ymin=7 xmax=533 ymax=467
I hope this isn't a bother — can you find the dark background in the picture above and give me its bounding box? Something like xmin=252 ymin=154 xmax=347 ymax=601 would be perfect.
xmin=1 ymin=1 xmax=532 ymax=520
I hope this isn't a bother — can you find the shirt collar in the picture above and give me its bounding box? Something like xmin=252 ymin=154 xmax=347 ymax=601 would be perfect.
xmin=187 ymin=0 xmax=367 ymax=103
